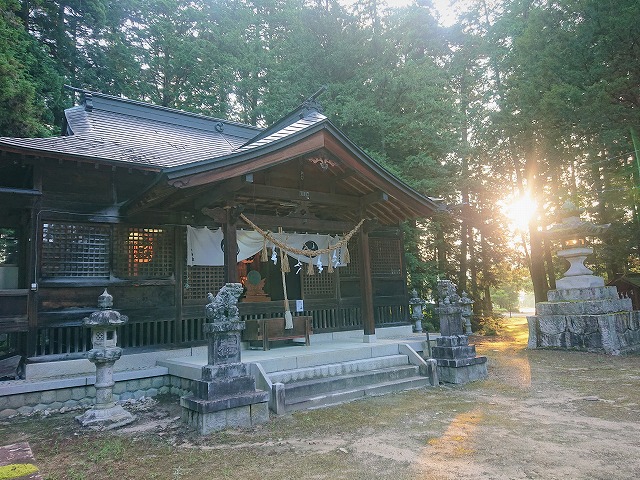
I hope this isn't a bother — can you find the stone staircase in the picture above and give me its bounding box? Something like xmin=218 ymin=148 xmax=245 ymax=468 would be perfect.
xmin=267 ymin=352 xmax=433 ymax=413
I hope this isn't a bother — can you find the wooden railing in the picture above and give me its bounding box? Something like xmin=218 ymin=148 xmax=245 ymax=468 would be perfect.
xmin=32 ymin=296 xmax=409 ymax=358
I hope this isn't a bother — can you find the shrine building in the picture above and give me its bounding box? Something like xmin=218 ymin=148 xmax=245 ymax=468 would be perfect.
xmin=0 ymin=88 xmax=441 ymax=361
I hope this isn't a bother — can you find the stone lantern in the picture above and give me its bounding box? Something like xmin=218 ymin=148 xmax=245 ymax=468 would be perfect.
xmin=409 ymin=289 xmax=425 ymax=333
xmin=460 ymin=291 xmax=474 ymax=334
xmin=526 ymin=201 xmax=640 ymax=354
xmin=546 ymin=201 xmax=610 ymax=289
xmin=76 ymin=289 xmax=136 ymax=429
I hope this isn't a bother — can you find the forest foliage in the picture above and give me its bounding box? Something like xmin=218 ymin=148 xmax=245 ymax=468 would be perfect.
xmin=1 ymin=0 xmax=639 ymax=310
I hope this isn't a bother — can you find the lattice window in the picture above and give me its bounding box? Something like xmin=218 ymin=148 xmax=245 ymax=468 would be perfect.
xmin=41 ymin=223 xmax=110 ymax=277
xmin=370 ymin=237 xmax=402 ymax=276
xmin=113 ymin=226 xmax=174 ymax=278
xmin=302 ymin=269 xmax=336 ymax=299
xmin=339 ymin=237 xmax=360 ymax=277
xmin=183 ymin=265 xmax=225 ymax=302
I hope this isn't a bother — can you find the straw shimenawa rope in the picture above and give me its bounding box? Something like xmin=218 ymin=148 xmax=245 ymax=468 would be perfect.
xmin=239 ymin=213 xmax=365 ymax=259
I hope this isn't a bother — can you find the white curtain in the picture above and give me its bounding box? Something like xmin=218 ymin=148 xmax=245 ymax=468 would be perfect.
xmin=186 ymin=226 xmax=224 ymax=266
xmin=187 ymin=226 xmax=347 ymax=268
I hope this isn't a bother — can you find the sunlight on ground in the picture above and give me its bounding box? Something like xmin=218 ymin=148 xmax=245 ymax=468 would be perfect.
xmin=502 ymin=316 xmax=530 ymax=346
xmin=475 ymin=316 xmax=532 ymax=387
xmin=476 ymin=316 xmax=530 ymax=352
xmin=414 ymin=409 xmax=483 ymax=478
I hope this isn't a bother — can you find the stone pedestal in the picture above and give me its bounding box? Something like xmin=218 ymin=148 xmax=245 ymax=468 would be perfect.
xmin=527 ymin=286 xmax=640 ymax=355
xmin=181 ymin=362 xmax=269 ymax=434
xmin=432 ymin=335 xmax=488 ymax=384
xmin=432 ymin=280 xmax=487 ymax=384
xmin=181 ymin=284 xmax=269 ymax=434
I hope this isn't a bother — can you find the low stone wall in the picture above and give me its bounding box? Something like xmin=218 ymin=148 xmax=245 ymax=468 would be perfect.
xmin=528 ymin=310 xmax=640 ymax=355
xmin=0 ymin=370 xmax=197 ymax=418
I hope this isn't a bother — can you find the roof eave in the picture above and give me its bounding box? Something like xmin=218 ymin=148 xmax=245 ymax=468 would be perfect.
xmin=0 ymin=141 xmax=163 ymax=173
xmin=164 ymin=120 xmax=440 ymax=217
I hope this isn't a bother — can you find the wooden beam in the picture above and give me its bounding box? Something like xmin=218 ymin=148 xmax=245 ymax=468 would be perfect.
xmin=234 ymin=183 xmax=360 ymax=208
xmin=202 ymin=207 xmax=227 ymax=224
xmin=169 ymin=134 xmax=326 ymax=188
xmin=323 ymin=134 xmax=437 ymax=218
xmin=359 ymin=190 xmax=388 ymax=209
xmin=239 ymin=212 xmax=356 ymax=233
xmin=123 ymin=182 xmax=177 ymax=216
xmin=192 ymin=177 xmax=249 ymax=210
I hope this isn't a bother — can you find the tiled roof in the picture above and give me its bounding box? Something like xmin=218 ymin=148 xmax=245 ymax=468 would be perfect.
xmin=234 ymin=111 xmax=327 ymax=153
xmin=0 ymin=91 xmax=262 ymax=169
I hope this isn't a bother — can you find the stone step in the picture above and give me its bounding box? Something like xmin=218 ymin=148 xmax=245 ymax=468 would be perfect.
xmin=282 ymin=364 xmax=421 ymax=400
xmin=268 ymin=354 xmax=410 ymax=384
xmin=284 ymin=375 xmax=430 ymax=412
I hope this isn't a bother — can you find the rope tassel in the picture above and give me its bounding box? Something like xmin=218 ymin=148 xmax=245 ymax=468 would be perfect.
xmin=261 ymin=238 xmax=268 ymax=262
xmin=343 ymin=245 xmax=350 ymax=264
xmin=307 ymin=260 xmax=315 ymax=275
xmin=280 ymin=249 xmax=290 ymax=273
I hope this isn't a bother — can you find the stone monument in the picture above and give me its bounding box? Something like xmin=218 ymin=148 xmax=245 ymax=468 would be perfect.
xmin=527 ymin=201 xmax=640 ymax=354
xmin=76 ymin=289 xmax=136 ymax=429
xmin=431 ymin=280 xmax=487 ymax=384
xmin=181 ymin=283 xmax=269 ymax=434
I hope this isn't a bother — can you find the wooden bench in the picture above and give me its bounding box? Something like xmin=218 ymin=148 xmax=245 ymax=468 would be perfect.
xmin=242 ymin=316 xmax=312 ymax=351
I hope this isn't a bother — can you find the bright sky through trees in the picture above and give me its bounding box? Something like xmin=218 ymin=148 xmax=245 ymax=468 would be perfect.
xmin=383 ymin=0 xmax=462 ymax=26
xmin=500 ymin=193 xmax=538 ymax=234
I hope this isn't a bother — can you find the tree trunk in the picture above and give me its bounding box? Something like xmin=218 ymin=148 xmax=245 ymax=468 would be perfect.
xmin=480 ymin=229 xmax=493 ymax=314
xmin=469 ymin=227 xmax=480 ymax=313
xmin=529 ymin=225 xmax=548 ymax=303
xmin=544 ymin=239 xmax=556 ymax=290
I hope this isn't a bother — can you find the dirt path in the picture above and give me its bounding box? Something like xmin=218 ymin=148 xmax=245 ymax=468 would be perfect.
xmin=1 ymin=316 xmax=639 ymax=480
xmin=411 ymin=317 xmax=640 ymax=479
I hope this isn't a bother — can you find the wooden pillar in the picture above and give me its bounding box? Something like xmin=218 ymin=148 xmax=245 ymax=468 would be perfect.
xmin=26 ymin=165 xmax=42 ymax=357
xmin=174 ymin=227 xmax=185 ymax=344
xmin=399 ymin=225 xmax=410 ymax=322
xmin=223 ymin=208 xmax=239 ymax=283
xmin=358 ymin=223 xmax=375 ymax=338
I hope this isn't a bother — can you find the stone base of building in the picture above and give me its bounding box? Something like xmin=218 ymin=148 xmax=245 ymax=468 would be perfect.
xmin=75 ymin=404 xmax=136 ymax=430
xmin=181 ymin=399 xmax=269 ymax=434
xmin=432 ymin=335 xmax=488 ymax=384
xmin=528 ymin=286 xmax=640 ymax=355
